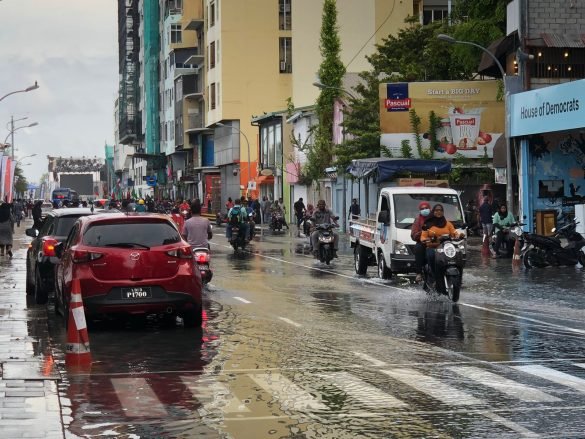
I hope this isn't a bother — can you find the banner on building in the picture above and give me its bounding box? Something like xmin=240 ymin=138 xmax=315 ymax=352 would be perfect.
xmin=380 ymin=81 xmax=505 ymax=159
xmin=7 ymin=160 xmax=16 ymax=202
xmin=0 ymin=156 xmax=8 ymax=202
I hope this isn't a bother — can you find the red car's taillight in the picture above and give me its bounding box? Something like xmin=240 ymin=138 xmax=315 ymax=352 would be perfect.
xmin=194 ymin=251 xmax=210 ymax=263
xmin=72 ymin=250 xmax=103 ymax=263
xmin=166 ymin=247 xmax=193 ymax=259
xmin=42 ymin=238 xmax=59 ymax=257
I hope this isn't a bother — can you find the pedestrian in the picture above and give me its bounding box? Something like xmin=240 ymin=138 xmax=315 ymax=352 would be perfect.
xmin=411 ymin=201 xmax=432 ymax=283
xmin=225 ymin=197 xmax=234 ymax=212
xmin=279 ymin=198 xmax=289 ymax=230
xmin=261 ymin=196 xmax=269 ymax=224
xmin=13 ymin=199 xmax=24 ymax=228
xmin=478 ymin=196 xmax=493 ymax=240
xmin=32 ymin=200 xmax=43 ymax=230
xmin=0 ymin=203 xmax=15 ymax=258
xmin=348 ymin=198 xmax=361 ymax=221
xmin=293 ymin=197 xmax=306 ymax=229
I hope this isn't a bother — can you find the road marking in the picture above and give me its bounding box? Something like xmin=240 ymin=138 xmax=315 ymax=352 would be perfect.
xmin=513 ymin=365 xmax=585 ymax=393
xmin=352 ymin=352 xmax=387 ymax=367
xmin=481 ymin=411 xmax=539 ymax=437
xmin=448 ymin=366 xmax=560 ymax=402
xmin=278 ymin=317 xmax=302 ymax=327
xmin=460 ymin=303 xmax=585 ymax=336
xmin=180 ymin=376 xmax=251 ymax=413
xmin=110 ymin=377 xmax=167 ymax=418
xmin=320 ymin=371 xmax=407 ymax=408
xmin=381 ymin=369 xmax=482 ymax=406
xmin=248 ymin=373 xmax=327 ymax=411
xmin=233 ymin=296 xmax=251 ymax=304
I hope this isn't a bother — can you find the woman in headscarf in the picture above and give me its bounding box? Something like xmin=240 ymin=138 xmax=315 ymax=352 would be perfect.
xmin=0 ymin=203 xmax=15 ymax=258
xmin=421 ymin=203 xmax=464 ymax=271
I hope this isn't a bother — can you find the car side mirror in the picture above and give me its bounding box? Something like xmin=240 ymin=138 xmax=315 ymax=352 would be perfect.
xmin=54 ymin=242 xmax=63 ymax=259
xmin=25 ymin=228 xmax=38 ymax=238
xmin=377 ymin=210 xmax=389 ymax=225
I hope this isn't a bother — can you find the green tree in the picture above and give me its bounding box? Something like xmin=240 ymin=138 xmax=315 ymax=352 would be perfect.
xmin=305 ymin=0 xmax=346 ymax=182
xmin=14 ymin=166 xmax=28 ymax=196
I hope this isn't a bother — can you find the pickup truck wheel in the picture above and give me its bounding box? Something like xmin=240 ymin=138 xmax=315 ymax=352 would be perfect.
xmin=377 ymin=254 xmax=392 ymax=280
xmin=354 ymin=245 xmax=368 ymax=276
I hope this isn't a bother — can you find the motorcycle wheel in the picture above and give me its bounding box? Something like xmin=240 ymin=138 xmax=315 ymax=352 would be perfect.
xmin=377 ymin=254 xmax=392 ymax=280
xmin=523 ymin=249 xmax=547 ymax=269
xmin=446 ymin=275 xmax=461 ymax=303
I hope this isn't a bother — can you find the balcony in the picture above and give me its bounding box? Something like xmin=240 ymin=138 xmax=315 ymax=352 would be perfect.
xmin=185 ymin=113 xmax=208 ymax=134
xmin=182 ymin=73 xmax=204 ymax=100
xmin=185 ymin=18 xmax=204 ymax=32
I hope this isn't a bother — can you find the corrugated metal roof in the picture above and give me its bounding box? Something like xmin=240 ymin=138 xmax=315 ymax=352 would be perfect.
xmin=541 ymin=33 xmax=585 ymax=48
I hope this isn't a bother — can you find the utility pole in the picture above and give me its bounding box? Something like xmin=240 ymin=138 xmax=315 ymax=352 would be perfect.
xmin=10 ymin=116 xmax=14 ymax=160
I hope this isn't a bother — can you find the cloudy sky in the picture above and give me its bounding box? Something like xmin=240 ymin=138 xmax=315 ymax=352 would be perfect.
xmin=0 ymin=0 xmax=118 ymax=183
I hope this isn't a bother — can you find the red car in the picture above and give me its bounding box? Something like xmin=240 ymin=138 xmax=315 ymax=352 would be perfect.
xmin=54 ymin=213 xmax=203 ymax=327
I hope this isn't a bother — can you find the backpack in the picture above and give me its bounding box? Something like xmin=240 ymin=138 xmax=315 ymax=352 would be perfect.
xmin=229 ymin=206 xmax=242 ymax=226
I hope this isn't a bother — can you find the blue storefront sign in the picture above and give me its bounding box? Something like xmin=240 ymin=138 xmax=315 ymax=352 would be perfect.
xmin=510 ymin=79 xmax=585 ymax=137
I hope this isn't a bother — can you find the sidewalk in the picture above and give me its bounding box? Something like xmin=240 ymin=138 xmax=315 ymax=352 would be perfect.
xmin=0 ymin=218 xmax=64 ymax=438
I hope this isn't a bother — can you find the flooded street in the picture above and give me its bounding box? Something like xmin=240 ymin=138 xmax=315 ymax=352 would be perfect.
xmin=46 ymin=229 xmax=585 ymax=438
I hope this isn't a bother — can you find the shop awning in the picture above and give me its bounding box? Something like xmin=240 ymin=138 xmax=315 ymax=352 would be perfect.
xmin=347 ymin=158 xmax=451 ymax=183
xmin=256 ymin=175 xmax=274 ymax=185
xmin=478 ymin=33 xmax=518 ymax=77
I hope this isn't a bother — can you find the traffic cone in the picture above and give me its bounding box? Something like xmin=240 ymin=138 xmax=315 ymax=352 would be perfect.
xmin=481 ymin=234 xmax=491 ymax=257
xmin=65 ymin=279 xmax=92 ymax=369
xmin=512 ymin=237 xmax=521 ymax=267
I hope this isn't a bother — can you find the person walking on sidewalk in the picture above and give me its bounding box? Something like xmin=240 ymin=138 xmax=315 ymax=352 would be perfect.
xmin=0 ymin=202 xmax=15 ymax=258
xmin=348 ymin=198 xmax=361 ymax=221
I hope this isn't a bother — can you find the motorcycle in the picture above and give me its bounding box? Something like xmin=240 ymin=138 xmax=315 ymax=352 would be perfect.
xmin=422 ymin=235 xmax=466 ymax=303
xmin=521 ymin=219 xmax=585 ymax=268
xmin=248 ymin=212 xmax=257 ymax=240
xmin=192 ymin=247 xmax=213 ymax=284
xmin=229 ymin=223 xmax=248 ymax=252
xmin=215 ymin=212 xmax=228 ymax=226
xmin=270 ymin=212 xmax=284 ymax=232
xmin=302 ymin=214 xmax=314 ymax=237
xmin=312 ymin=223 xmax=338 ymax=265
xmin=490 ymin=223 xmax=525 ymax=258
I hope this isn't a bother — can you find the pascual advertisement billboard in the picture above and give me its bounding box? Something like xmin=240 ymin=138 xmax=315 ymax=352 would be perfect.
xmin=380 ymin=81 xmax=505 ymax=159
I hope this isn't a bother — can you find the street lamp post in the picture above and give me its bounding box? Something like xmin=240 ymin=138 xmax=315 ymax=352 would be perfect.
xmin=216 ymin=122 xmax=252 ymax=192
xmin=4 ymin=119 xmax=39 ymax=160
xmin=437 ymin=34 xmax=515 ymax=214
xmin=0 ymin=82 xmax=39 ymax=104
xmin=312 ymin=81 xmax=357 ymax=233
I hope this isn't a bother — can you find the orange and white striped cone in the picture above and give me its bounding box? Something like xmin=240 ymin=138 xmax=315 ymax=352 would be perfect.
xmin=65 ymin=279 xmax=92 ymax=369
xmin=512 ymin=237 xmax=521 ymax=267
xmin=481 ymin=234 xmax=491 ymax=257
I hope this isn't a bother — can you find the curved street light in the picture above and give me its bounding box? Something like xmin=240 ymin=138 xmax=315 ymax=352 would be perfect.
xmin=216 ymin=122 xmax=252 ymax=191
xmin=4 ymin=121 xmax=39 ymax=159
xmin=436 ymin=33 xmax=530 ymax=215
xmin=0 ymin=82 xmax=39 ymax=104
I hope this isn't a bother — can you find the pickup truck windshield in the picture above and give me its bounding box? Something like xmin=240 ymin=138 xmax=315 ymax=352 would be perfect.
xmin=393 ymin=194 xmax=464 ymax=229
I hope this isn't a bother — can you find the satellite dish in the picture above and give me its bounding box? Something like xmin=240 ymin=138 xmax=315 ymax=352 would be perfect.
xmin=260 ymin=168 xmax=273 ymax=176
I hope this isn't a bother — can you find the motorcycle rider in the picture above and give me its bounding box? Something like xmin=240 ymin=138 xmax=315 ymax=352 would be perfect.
xmin=411 ymin=201 xmax=432 ymax=283
xmin=182 ymin=200 xmax=212 ymax=249
xmin=492 ymin=203 xmax=516 ymax=258
xmin=310 ymin=200 xmax=339 ymax=258
xmin=421 ymin=204 xmax=464 ymax=275
xmin=226 ymin=198 xmax=250 ymax=242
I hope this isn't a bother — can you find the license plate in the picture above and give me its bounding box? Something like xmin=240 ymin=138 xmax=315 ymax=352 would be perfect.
xmin=121 ymin=287 xmax=152 ymax=299
xmin=198 ymin=264 xmax=209 ymax=271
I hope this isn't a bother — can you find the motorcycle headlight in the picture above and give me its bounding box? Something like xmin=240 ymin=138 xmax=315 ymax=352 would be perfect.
xmin=318 ymin=236 xmax=333 ymax=243
xmin=443 ymin=242 xmax=457 ymax=258
xmin=393 ymin=240 xmax=409 ymax=255
xmin=458 ymin=242 xmax=467 ymax=255
xmin=512 ymin=226 xmax=523 ymax=237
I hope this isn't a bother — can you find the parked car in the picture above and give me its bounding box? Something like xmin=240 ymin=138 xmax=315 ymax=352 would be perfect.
xmin=54 ymin=213 xmax=203 ymax=327
xmin=26 ymin=208 xmax=97 ymax=305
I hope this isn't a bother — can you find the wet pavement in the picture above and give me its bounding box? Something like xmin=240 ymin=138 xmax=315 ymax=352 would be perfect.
xmin=0 ymin=218 xmax=63 ymax=438
xmin=6 ymin=220 xmax=585 ymax=437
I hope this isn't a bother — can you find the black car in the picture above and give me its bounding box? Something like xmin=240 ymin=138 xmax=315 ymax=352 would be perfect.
xmin=26 ymin=208 xmax=98 ymax=304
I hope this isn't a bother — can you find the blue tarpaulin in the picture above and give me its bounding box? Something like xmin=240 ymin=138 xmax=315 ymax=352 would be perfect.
xmin=347 ymin=158 xmax=451 ymax=183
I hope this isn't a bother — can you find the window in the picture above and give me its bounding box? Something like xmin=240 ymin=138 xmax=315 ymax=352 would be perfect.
xmin=260 ymin=122 xmax=283 ymax=168
xmin=166 ymin=0 xmax=183 ymax=16
xmin=422 ymin=7 xmax=448 ymax=25
xmin=170 ymin=24 xmax=182 ymax=44
xmin=210 ymin=41 xmax=216 ymax=69
xmin=210 ymin=82 xmax=216 ymax=110
xmin=279 ymin=37 xmax=292 ymax=73
xmin=279 ymin=0 xmax=292 ymax=30
xmin=209 ymin=1 xmax=216 ymax=28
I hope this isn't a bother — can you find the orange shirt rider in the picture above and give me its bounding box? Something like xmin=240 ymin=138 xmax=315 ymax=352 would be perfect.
xmin=420 ymin=203 xmax=463 ymax=248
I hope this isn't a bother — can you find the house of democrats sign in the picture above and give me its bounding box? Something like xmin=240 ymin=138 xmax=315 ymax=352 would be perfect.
xmin=509 ymin=79 xmax=585 ymax=137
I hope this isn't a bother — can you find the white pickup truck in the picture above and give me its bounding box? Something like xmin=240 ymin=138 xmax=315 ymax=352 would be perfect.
xmin=349 ymin=186 xmax=466 ymax=279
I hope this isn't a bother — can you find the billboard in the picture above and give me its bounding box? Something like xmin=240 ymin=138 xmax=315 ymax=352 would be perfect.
xmin=380 ymin=81 xmax=505 ymax=159
xmin=60 ymin=174 xmax=94 ymax=196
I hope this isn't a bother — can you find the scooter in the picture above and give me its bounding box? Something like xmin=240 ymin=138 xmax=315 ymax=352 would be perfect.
xmin=215 ymin=212 xmax=228 ymax=226
xmin=522 ymin=219 xmax=585 ymax=268
xmin=490 ymin=223 xmax=525 ymax=258
xmin=422 ymin=235 xmax=466 ymax=303
xmin=312 ymin=223 xmax=338 ymax=265
xmin=192 ymin=247 xmax=213 ymax=284
xmin=270 ymin=212 xmax=284 ymax=232
xmin=229 ymin=224 xmax=248 ymax=252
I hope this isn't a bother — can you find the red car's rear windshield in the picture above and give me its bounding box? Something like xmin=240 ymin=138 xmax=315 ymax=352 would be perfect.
xmin=83 ymin=221 xmax=181 ymax=247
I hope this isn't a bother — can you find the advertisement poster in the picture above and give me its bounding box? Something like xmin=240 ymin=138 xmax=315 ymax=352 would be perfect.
xmin=0 ymin=156 xmax=8 ymax=202
xmin=380 ymin=81 xmax=505 ymax=159
xmin=7 ymin=160 xmax=16 ymax=202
